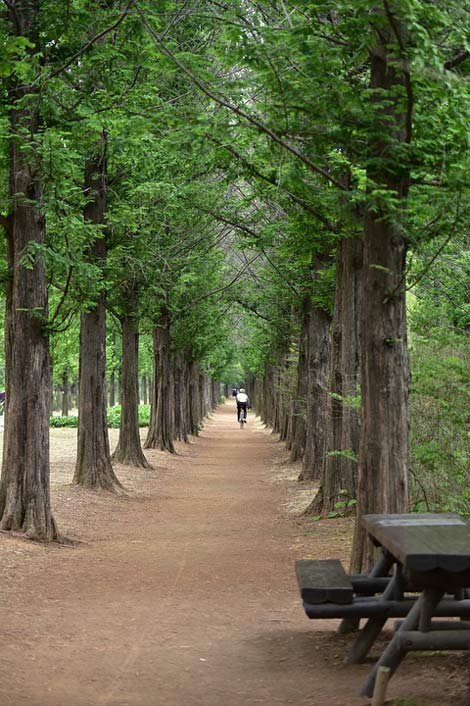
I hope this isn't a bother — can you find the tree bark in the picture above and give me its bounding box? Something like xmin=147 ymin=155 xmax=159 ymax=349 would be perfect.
xmin=61 ymin=370 xmax=71 ymax=417
xmin=351 ymin=14 xmax=410 ymax=572
xmin=0 ymin=1 xmax=58 ymax=540
xmin=308 ymin=237 xmax=362 ymax=513
xmin=144 ymin=311 xmax=175 ymax=453
xmin=112 ymin=285 xmax=151 ymax=468
xmin=141 ymin=375 xmax=148 ymax=405
xmin=109 ymin=370 xmax=116 ymax=407
xmin=262 ymin=363 xmax=275 ymax=427
xmin=74 ymin=141 xmax=121 ymax=491
xmin=173 ymin=353 xmax=188 ymax=442
xmin=300 ymin=304 xmax=331 ymax=481
xmin=198 ymin=373 xmax=205 ymax=422
xmin=290 ymin=297 xmax=311 ymax=462
xmin=211 ymin=380 xmax=220 ymax=409
xmin=188 ymin=361 xmax=201 ymax=435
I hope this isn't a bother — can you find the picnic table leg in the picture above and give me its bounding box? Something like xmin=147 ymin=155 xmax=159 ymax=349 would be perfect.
xmin=419 ymin=588 xmax=444 ymax=632
xmin=339 ymin=551 xmax=394 ymax=636
xmin=360 ymin=588 xmax=444 ymax=697
xmin=345 ymin=574 xmax=398 ymax=664
xmin=338 ymin=618 xmax=361 ymax=635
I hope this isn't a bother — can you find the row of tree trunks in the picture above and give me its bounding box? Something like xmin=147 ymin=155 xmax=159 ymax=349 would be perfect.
xmin=54 ymin=367 xmax=146 ymax=417
xmin=250 ymin=10 xmax=411 ymax=573
xmin=0 ymin=3 xmax=218 ymax=541
xmin=144 ymin=315 xmax=220 ymax=453
xmin=252 ymin=300 xmax=332 ymax=488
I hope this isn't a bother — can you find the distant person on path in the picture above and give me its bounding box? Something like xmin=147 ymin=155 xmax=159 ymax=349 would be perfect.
xmin=236 ymin=388 xmax=249 ymax=422
xmin=232 ymin=387 xmax=238 ymax=397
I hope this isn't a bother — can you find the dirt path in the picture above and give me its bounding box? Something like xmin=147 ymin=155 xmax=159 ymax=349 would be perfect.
xmin=0 ymin=401 xmax=467 ymax=706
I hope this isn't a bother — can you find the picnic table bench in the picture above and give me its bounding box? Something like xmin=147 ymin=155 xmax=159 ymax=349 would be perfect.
xmin=296 ymin=513 xmax=470 ymax=700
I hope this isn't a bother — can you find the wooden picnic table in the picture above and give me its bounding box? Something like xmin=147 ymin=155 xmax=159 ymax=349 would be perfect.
xmin=356 ymin=513 xmax=470 ymax=697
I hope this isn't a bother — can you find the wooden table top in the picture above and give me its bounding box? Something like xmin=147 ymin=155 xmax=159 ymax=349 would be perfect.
xmin=362 ymin=514 xmax=470 ymax=573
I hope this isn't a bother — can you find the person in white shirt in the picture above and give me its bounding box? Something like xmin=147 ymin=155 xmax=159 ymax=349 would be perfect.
xmin=236 ymin=388 xmax=249 ymax=423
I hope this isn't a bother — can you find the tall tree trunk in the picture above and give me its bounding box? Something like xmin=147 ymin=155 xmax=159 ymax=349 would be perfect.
xmin=299 ymin=305 xmax=331 ymax=481
xmin=262 ymin=363 xmax=275 ymax=427
xmin=198 ymin=373 xmax=205 ymax=422
xmin=278 ymin=354 xmax=292 ymax=443
xmin=144 ymin=311 xmax=175 ymax=453
xmin=61 ymin=370 xmax=71 ymax=417
xmin=109 ymin=371 xmax=116 ymax=407
xmin=147 ymin=370 xmax=157 ymax=439
xmin=211 ymin=381 xmax=220 ymax=409
xmin=351 ymin=13 xmax=410 ymax=572
xmin=271 ymin=364 xmax=282 ymax=434
xmin=141 ymin=375 xmax=148 ymax=405
xmin=253 ymin=377 xmax=261 ymax=414
xmin=188 ymin=361 xmax=201 ymax=435
xmin=0 ymin=1 xmax=58 ymax=540
xmin=112 ymin=286 xmax=151 ymax=468
xmin=290 ymin=297 xmax=311 ymax=462
xmin=173 ymin=353 xmax=188 ymax=442
xmin=308 ymin=237 xmax=362 ymax=514
xmin=74 ymin=140 xmax=121 ymax=491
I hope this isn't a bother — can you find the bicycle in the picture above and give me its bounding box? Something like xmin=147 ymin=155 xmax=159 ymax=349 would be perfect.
xmin=239 ymin=404 xmax=247 ymax=429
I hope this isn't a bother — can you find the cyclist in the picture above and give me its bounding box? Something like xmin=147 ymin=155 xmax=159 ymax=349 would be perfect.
xmin=236 ymin=388 xmax=249 ymax=423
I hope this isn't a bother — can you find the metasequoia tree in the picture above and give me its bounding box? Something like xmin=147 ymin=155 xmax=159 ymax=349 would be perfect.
xmin=298 ymin=258 xmax=333 ymax=482
xmin=310 ymin=236 xmax=362 ymax=512
xmin=0 ymin=0 xmax=58 ymax=539
xmin=351 ymin=6 xmax=411 ymax=571
xmin=112 ymin=281 xmax=151 ymax=467
xmin=145 ymin=307 xmax=176 ymax=453
xmin=289 ymin=297 xmax=312 ymax=463
xmin=74 ymin=140 xmax=121 ymax=490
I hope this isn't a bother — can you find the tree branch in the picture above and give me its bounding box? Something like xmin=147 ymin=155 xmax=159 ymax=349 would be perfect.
xmin=136 ymin=5 xmax=346 ymax=191
xmin=207 ymin=135 xmax=339 ymax=233
xmin=48 ymin=264 xmax=74 ymax=332
xmin=40 ymin=0 xmax=137 ymax=87
xmin=189 ymin=200 xmax=304 ymax=302
xmin=383 ymin=0 xmax=413 ymax=144
xmin=188 ymin=253 xmax=263 ymax=307
xmin=444 ymin=50 xmax=470 ymax=71
xmin=233 ymin=298 xmax=271 ymax=323
xmin=260 ymin=246 xmax=302 ymax=301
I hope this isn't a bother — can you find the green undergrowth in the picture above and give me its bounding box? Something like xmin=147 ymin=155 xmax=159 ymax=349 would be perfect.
xmin=50 ymin=405 xmax=151 ymax=429
xmin=409 ymin=332 xmax=470 ymax=517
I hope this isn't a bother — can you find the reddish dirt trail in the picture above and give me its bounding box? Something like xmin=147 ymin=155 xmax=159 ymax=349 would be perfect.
xmin=0 ymin=402 xmax=467 ymax=706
